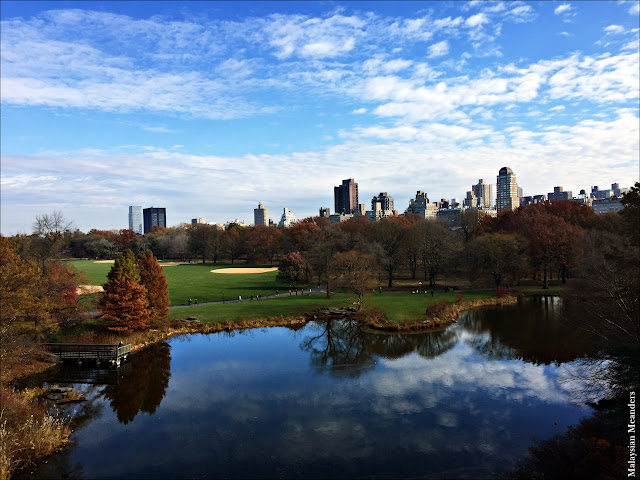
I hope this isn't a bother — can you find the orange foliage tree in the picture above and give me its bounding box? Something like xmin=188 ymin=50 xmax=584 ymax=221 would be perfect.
xmin=136 ymin=250 xmax=170 ymax=324
xmin=98 ymin=250 xmax=150 ymax=333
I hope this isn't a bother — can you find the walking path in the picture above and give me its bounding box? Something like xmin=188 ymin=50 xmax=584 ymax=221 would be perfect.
xmin=170 ymin=286 xmax=327 ymax=309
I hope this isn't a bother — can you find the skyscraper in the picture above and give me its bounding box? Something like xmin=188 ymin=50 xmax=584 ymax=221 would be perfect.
xmin=143 ymin=207 xmax=166 ymax=233
xmin=334 ymin=178 xmax=358 ymax=214
xmin=254 ymin=203 xmax=268 ymax=226
xmin=496 ymin=167 xmax=520 ymax=213
xmin=472 ymin=179 xmax=494 ymax=208
xmin=128 ymin=206 xmax=143 ymax=235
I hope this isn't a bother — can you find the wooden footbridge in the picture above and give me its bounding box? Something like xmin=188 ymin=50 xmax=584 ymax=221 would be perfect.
xmin=43 ymin=343 xmax=131 ymax=366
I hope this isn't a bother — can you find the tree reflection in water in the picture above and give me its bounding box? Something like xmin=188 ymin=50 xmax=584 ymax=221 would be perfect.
xmin=101 ymin=341 xmax=171 ymax=424
xmin=461 ymin=296 xmax=602 ymax=365
xmin=301 ymin=319 xmax=460 ymax=376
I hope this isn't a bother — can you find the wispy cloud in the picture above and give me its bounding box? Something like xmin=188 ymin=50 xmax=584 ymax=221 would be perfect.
xmin=428 ymin=40 xmax=450 ymax=58
xmin=554 ymin=4 xmax=573 ymax=15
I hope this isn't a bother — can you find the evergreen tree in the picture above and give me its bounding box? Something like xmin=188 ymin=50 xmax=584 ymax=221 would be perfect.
xmin=137 ymin=250 xmax=170 ymax=324
xmin=98 ymin=250 xmax=150 ymax=333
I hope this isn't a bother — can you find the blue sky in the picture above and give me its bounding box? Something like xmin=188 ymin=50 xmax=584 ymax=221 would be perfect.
xmin=1 ymin=1 xmax=638 ymax=233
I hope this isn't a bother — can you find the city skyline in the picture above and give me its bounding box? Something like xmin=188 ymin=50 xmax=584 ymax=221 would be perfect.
xmin=1 ymin=1 xmax=639 ymax=234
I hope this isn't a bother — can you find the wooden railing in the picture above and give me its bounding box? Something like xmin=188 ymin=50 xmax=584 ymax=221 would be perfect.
xmin=43 ymin=344 xmax=131 ymax=364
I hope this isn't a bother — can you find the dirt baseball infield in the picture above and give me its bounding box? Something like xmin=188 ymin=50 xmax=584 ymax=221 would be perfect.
xmin=211 ymin=267 xmax=278 ymax=274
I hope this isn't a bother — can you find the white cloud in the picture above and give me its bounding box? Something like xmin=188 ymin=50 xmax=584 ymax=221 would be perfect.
xmin=465 ymin=13 xmax=489 ymax=28
xmin=506 ymin=5 xmax=536 ymax=23
xmin=352 ymin=107 xmax=367 ymax=114
xmin=554 ymin=4 xmax=572 ymax=15
xmin=626 ymin=1 xmax=640 ymax=15
xmin=428 ymin=40 xmax=450 ymax=58
xmin=604 ymin=24 xmax=625 ymax=34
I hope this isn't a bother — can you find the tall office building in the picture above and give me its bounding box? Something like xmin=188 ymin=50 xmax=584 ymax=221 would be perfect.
xmin=254 ymin=203 xmax=268 ymax=226
xmin=334 ymin=178 xmax=358 ymax=214
xmin=472 ymin=179 xmax=493 ymax=208
xmin=143 ymin=207 xmax=166 ymax=233
xmin=406 ymin=191 xmax=438 ymax=219
xmin=371 ymin=192 xmax=394 ymax=213
xmin=128 ymin=206 xmax=143 ymax=235
xmin=496 ymin=167 xmax=520 ymax=213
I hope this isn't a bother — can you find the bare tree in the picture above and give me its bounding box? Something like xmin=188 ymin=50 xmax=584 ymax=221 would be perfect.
xmin=29 ymin=210 xmax=74 ymax=268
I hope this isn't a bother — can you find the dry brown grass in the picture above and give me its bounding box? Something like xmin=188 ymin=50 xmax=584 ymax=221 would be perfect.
xmin=126 ymin=315 xmax=309 ymax=352
xmin=0 ymin=388 xmax=71 ymax=480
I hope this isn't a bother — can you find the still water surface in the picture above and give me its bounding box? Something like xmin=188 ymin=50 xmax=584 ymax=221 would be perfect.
xmin=23 ymin=296 xmax=599 ymax=479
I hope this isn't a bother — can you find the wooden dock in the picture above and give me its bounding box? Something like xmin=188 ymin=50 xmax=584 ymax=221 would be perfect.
xmin=43 ymin=344 xmax=131 ymax=366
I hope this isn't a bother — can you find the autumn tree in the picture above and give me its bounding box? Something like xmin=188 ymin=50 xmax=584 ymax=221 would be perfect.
xmin=224 ymin=227 xmax=244 ymax=264
xmin=187 ymin=224 xmax=216 ymax=263
xmin=115 ymin=229 xmax=137 ymax=251
xmin=459 ymin=209 xmax=488 ymax=243
xmin=280 ymin=220 xmax=322 ymax=254
xmin=330 ymin=250 xmax=378 ymax=310
xmin=276 ymin=252 xmax=313 ymax=287
xmin=244 ymin=226 xmax=282 ymax=264
xmin=468 ymin=233 xmax=527 ymax=288
xmin=98 ymin=250 xmax=150 ymax=333
xmin=137 ymin=250 xmax=170 ymax=325
xmin=620 ymin=181 xmax=640 ymax=244
xmin=38 ymin=261 xmax=80 ymax=326
xmin=369 ymin=218 xmax=406 ymax=287
xmin=414 ymin=220 xmax=460 ymax=287
xmin=308 ymin=227 xmax=347 ymax=298
xmin=0 ymin=237 xmax=48 ymax=366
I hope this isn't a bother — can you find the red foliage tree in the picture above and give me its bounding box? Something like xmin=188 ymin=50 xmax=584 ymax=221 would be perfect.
xmin=276 ymin=252 xmax=313 ymax=286
xmin=115 ymin=229 xmax=137 ymax=250
xmin=245 ymin=226 xmax=282 ymax=264
xmin=137 ymin=250 xmax=170 ymax=324
xmin=98 ymin=250 xmax=150 ymax=333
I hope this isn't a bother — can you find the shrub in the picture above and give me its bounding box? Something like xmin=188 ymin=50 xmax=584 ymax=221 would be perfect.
xmin=425 ymin=298 xmax=452 ymax=317
xmin=0 ymin=388 xmax=70 ymax=480
xmin=495 ymin=287 xmax=510 ymax=298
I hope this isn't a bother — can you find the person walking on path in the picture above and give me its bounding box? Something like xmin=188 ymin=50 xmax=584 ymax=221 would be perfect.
xmin=189 ymin=298 xmax=192 ymax=306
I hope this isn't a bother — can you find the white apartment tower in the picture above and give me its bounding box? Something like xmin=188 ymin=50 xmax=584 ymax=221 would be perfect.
xmin=496 ymin=167 xmax=520 ymax=213
xmin=128 ymin=206 xmax=143 ymax=235
xmin=279 ymin=208 xmax=296 ymax=228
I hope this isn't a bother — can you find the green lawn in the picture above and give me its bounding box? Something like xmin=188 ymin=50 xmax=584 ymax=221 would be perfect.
xmin=364 ymin=290 xmax=493 ymax=323
xmin=169 ymin=290 xmax=495 ymax=325
xmin=67 ymin=260 xmax=310 ymax=306
xmin=169 ymin=293 xmax=356 ymax=323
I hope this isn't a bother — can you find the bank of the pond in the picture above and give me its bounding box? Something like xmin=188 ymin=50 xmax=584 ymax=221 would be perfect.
xmin=354 ymin=295 xmax=517 ymax=331
xmin=0 ymin=291 xmax=521 ymax=479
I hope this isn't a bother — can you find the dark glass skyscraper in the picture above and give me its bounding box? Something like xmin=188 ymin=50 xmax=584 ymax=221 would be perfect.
xmin=143 ymin=207 xmax=166 ymax=233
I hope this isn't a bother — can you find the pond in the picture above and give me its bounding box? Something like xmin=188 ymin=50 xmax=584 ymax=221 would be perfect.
xmin=19 ymin=296 xmax=602 ymax=479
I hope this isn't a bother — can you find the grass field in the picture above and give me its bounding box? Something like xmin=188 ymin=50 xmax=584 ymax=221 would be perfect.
xmin=169 ymin=290 xmax=495 ymax=324
xmin=67 ymin=260 xmax=311 ymax=306
xmin=169 ymin=293 xmax=357 ymax=323
xmin=364 ymin=290 xmax=493 ymax=323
